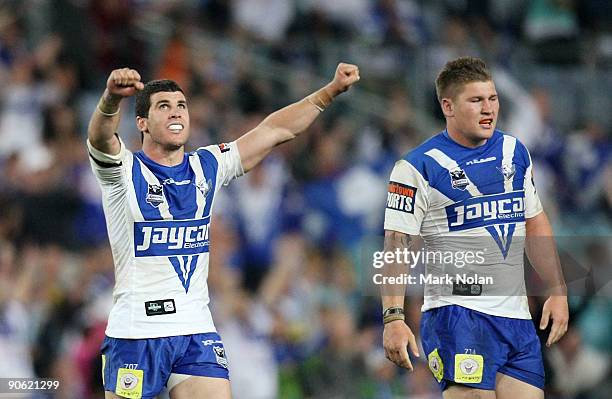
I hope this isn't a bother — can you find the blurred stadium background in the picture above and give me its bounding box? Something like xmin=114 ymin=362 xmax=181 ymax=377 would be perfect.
xmin=0 ymin=0 xmax=610 ymax=398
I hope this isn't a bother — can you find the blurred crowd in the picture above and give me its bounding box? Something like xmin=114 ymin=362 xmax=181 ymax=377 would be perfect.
xmin=0 ymin=1 xmax=610 ymax=398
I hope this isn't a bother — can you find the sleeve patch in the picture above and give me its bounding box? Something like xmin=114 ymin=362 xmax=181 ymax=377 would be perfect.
xmin=218 ymin=143 xmax=230 ymax=153
xmin=386 ymin=181 xmax=417 ymax=214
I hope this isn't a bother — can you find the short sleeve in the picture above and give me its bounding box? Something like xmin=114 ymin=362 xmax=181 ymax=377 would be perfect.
xmin=524 ymin=149 xmax=543 ymax=218
xmin=197 ymin=141 xmax=244 ymax=186
xmin=87 ymin=136 xmax=130 ymax=184
xmin=384 ymin=160 xmax=429 ymax=235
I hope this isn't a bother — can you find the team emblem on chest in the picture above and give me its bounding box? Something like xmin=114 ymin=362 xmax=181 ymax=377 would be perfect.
xmin=450 ymin=168 xmax=469 ymax=190
xmin=195 ymin=179 xmax=212 ymax=197
xmin=497 ymin=163 xmax=516 ymax=181
xmin=146 ymin=184 xmax=165 ymax=207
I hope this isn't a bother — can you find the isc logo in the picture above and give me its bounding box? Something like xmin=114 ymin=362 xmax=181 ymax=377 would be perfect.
xmin=134 ymin=218 xmax=210 ymax=257
xmin=446 ymin=192 xmax=525 ymax=231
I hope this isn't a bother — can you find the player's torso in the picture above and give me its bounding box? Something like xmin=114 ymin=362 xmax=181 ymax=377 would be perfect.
xmin=106 ymin=149 xmax=219 ymax=338
xmin=413 ymin=131 xmax=528 ymax=244
xmin=405 ymin=131 xmax=532 ymax=317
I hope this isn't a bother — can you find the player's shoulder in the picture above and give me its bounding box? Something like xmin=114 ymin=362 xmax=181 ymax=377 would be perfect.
xmin=194 ymin=143 xmax=233 ymax=159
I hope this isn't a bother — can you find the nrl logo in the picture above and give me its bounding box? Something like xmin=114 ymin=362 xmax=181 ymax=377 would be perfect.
xmin=497 ymin=163 xmax=516 ymax=181
xmin=450 ymin=168 xmax=469 ymax=190
xmin=146 ymin=184 xmax=165 ymax=207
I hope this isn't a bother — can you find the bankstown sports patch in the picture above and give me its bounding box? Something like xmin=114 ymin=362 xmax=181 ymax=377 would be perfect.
xmin=387 ymin=181 xmax=417 ymax=214
xmin=218 ymin=143 xmax=230 ymax=153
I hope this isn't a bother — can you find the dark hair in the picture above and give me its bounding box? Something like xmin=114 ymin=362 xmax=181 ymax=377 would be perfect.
xmin=135 ymin=79 xmax=184 ymax=118
xmin=435 ymin=56 xmax=492 ymax=101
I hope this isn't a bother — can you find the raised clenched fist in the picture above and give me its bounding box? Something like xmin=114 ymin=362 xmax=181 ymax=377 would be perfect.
xmin=330 ymin=63 xmax=360 ymax=94
xmin=106 ymin=68 xmax=145 ymax=98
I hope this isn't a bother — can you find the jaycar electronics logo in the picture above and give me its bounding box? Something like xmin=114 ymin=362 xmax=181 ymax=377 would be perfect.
xmin=387 ymin=181 xmax=417 ymax=214
xmin=134 ymin=217 xmax=211 ymax=257
xmin=446 ymin=191 xmax=525 ymax=258
xmin=134 ymin=218 xmax=210 ymax=292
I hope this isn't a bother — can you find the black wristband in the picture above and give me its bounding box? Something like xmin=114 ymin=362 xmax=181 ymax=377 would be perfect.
xmin=383 ymin=306 xmax=404 ymax=318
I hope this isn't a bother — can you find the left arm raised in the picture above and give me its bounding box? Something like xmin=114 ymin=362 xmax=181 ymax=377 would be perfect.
xmin=236 ymin=63 xmax=359 ymax=172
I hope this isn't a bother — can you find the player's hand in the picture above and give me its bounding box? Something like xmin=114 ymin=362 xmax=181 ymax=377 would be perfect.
xmin=106 ymin=68 xmax=145 ymax=98
xmin=329 ymin=62 xmax=360 ymax=94
xmin=383 ymin=320 xmax=420 ymax=371
xmin=540 ymin=295 xmax=569 ymax=347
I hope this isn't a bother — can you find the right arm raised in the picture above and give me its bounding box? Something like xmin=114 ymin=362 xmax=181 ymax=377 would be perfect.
xmin=88 ymin=68 xmax=144 ymax=155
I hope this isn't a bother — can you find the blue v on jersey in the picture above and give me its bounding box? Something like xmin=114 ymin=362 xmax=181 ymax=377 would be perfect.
xmin=88 ymin=138 xmax=244 ymax=338
xmin=384 ymin=130 xmax=543 ymax=319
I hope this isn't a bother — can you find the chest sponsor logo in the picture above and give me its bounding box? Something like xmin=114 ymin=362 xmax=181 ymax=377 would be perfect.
xmin=134 ymin=218 xmax=210 ymax=257
xmin=446 ymin=191 xmax=525 ymax=258
xmin=387 ymin=181 xmax=417 ymax=214
xmin=146 ymin=184 xmax=165 ymax=207
xmin=450 ymin=168 xmax=470 ymax=190
xmin=446 ymin=192 xmax=525 ymax=231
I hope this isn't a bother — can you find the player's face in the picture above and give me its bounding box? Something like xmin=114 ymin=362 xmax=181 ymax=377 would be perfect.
xmin=445 ymin=80 xmax=499 ymax=146
xmin=139 ymin=91 xmax=190 ymax=150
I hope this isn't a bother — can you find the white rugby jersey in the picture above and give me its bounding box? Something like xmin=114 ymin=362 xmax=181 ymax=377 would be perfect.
xmin=384 ymin=130 xmax=542 ymax=319
xmin=88 ymin=138 xmax=243 ymax=338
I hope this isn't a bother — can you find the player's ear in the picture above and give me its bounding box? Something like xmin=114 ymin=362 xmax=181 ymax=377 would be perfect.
xmin=136 ymin=116 xmax=149 ymax=134
xmin=441 ymin=98 xmax=454 ymax=117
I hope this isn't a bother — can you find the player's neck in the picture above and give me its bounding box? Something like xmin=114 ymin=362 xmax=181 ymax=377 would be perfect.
xmin=142 ymin=144 xmax=185 ymax=166
xmin=445 ymin=127 xmax=487 ymax=148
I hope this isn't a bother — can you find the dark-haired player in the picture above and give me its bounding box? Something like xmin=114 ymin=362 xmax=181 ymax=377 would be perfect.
xmin=88 ymin=64 xmax=359 ymax=399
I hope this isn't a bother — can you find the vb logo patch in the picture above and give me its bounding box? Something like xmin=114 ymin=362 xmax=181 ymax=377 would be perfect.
xmin=454 ymin=354 xmax=483 ymax=384
xmin=213 ymin=345 xmax=228 ymax=369
xmin=427 ymin=348 xmax=444 ymax=382
xmin=387 ymin=181 xmax=417 ymax=214
xmin=116 ymin=368 xmax=144 ymax=398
